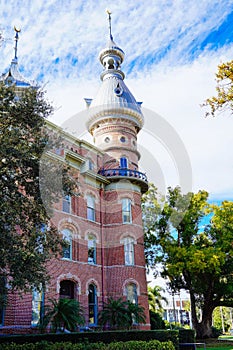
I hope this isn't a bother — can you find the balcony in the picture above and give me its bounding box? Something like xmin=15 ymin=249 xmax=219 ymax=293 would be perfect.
xmin=98 ymin=168 xmax=148 ymax=193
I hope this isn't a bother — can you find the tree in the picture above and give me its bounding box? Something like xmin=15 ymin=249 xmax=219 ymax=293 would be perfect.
xmin=98 ymin=297 xmax=146 ymax=330
xmin=148 ymin=285 xmax=168 ymax=313
xmin=142 ymin=184 xmax=233 ymax=338
xmin=40 ymin=298 xmax=85 ymax=332
xmin=0 ymin=83 xmax=73 ymax=300
xmin=203 ymin=60 xmax=233 ymax=117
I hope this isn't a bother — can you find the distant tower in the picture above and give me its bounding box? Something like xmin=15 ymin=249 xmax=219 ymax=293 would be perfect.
xmin=0 ymin=27 xmax=34 ymax=94
xmin=86 ymin=11 xmax=150 ymax=329
xmin=86 ymin=12 xmax=147 ymax=193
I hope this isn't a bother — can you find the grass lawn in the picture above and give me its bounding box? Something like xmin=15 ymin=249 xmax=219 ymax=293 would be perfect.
xmin=201 ymin=336 xmax=233 ymax=350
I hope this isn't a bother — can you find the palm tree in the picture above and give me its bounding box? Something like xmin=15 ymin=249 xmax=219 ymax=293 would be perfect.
xmin=127 ymin=302 xmax=146 ymax=329
xmin=98 ymin=297 xmax=146 ymax=330
xmin=148 ymin=285 xmax=168 ymax=313
xmin=98 ymin=297 xmax=130 ymax=330
xmin=40 ymin=298 xmax=85 ymax=333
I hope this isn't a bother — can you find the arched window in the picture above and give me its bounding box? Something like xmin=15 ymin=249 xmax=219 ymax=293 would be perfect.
xmin=31 ymin=286 xmax=44 ymax=327
xmin=88 ymin=284 xmax=98 ymax=325
xmin=59 ymin=280 xmax=75 ymax=299
xmin=123 ymin=237 xmax=135 ymax=265
xmin=122 ymin=198 xmax=132 ymax=224
xmin=62 ymin=228 xmax=72 ymax=260
xmin=126 ymin=283 xmax=138 ymax=305
xmin=87 ymin=195 xmax=95 ymax=221
xmin=62 ymin=194 xmax=71 ymax=213
xmin=88 ymin=234 xmax=97 ymax=264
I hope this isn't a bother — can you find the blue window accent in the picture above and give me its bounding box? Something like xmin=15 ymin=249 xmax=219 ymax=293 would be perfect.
xmin=89 ymin=284 xmax=98 ymax=326
xmin=120 ymin=157 xmax=128 ymax=168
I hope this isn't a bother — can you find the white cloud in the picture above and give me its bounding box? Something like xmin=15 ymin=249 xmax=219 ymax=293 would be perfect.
xmin=0 ymin=0 xmax=232 ymax=199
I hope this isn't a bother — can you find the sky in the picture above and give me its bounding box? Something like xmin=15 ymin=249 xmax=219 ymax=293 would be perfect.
xmin=0 ymin=0 xmax=233 ymax=201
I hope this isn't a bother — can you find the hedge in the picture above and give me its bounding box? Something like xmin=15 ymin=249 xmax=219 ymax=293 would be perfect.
xmin=0 ymin=329 xmax=195 ymax=349
xmin=0 ymin=339 xmax=175 ymax=350
xmin=0 ymin=330 xmax=179 ymax=347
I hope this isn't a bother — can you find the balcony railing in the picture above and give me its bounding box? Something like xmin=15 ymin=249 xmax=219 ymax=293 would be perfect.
xmin=98 ymin=168 xmax=148 ymax=183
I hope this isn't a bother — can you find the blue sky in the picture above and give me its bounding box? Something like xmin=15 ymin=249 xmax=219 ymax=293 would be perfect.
xmin=0 ymin=0 xmax=233 ymax=201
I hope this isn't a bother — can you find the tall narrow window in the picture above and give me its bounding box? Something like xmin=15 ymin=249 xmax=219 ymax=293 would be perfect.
xmin=122 ymin=198 xmax=132 ymax=224
xmin=88 ymin=159 xmax=94 ymax=170
xmin=127 ymin=283 xmax=138 ymax=304
xmin=62 ymin=228 xmax=72 ymax=260
xmin=123 ymin=237 xmax=135 ymax=265
xmin=88 ymin=284 xmax=97 ymax=325
xmin=31 ymin=287 xmax=44 ymax=327
xmin=62 ymin=194 xmax=71 ymax=213
xmin=120 ymin=157 xmax=128 ymax=168
xmin=87 ymin=195 xmax=95 ymax=221
xmin=88 ymin=234 xmax=97 ymax=264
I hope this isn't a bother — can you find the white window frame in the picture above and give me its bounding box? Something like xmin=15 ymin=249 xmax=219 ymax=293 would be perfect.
xmin=123 ymin=237 xmax=135 ymax=266
xmin=62 ymin=194 xmax=71 ymax=213
xmin=62 ymin=228 xmax=72 ymax=260
xmin=87 ymin=195 xmax=95 ymax=222
xmin=31 ymin=286 xmax=44 ymax=327
xmin=122 ymin=198 xmax=132 ymax=224
xmin=88 ymin=234 xmax=97 ymax=264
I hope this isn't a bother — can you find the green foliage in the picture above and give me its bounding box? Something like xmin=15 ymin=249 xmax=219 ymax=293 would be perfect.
xmin=98 ymin=297 xmax=146 ymax=330
xmin=148 ymin=285 xmax=168 ymax=313
xmin=203 ymin=60 xmax=233 ymax=117
xmin=0 ymin=339 xmax=175 ymax=350
xmin=142 ymin=184 xmax=233 ymax=338
xmin=150 ymin=310 xmax=166 ymax=330
xmin=0 ymin=330 xmax=180 ymax=348
xmin=0 ymin=83 xmax=75 ymax=299
xmin=40 ymin=298 xmax=85 ymax=332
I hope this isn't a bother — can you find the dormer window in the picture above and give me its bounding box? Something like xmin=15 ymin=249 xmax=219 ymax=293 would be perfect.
xmin=114 ymin=83 xmax=123 ymax=96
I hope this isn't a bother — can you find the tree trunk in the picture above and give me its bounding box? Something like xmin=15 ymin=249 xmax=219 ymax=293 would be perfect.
xmin=190 ymin=291 xmax=214 ymax=339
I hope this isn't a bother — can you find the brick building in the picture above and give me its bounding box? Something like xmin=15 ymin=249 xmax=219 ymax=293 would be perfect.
xmin=0 ymin=24 xmax=150 ymax=333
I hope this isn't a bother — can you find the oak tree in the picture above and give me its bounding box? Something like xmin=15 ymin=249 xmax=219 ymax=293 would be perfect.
xmin=142 ymin=185 xmax=233 ymax=338
xmin=0 ymin=83 xmax=72 ymax=301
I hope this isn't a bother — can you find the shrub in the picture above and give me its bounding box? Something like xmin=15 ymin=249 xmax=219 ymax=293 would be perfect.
xmin=0 ymin=339 xmax=175 ymax=350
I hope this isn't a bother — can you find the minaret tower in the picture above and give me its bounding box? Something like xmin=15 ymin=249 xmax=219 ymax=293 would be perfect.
xmin=86 ymin=11 xmax=148 ymax=193
xmin=0 ymin=27 xmax=33 ymax=94
xmin=86 ymin=12 xmax=150 ymax=329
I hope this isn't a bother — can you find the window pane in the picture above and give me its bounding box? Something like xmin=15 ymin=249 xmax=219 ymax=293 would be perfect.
xmin=31 ymin=287 xmax=43 ymax=326
xmin=88 ymin=284 xmax=97 ymax=325
xmin=87 ymin=196 xmax=95 ymax=221
xmin=124 ymin=238 xmax=134 ymax=265
xmin=88 ymin=236 xmax=96 ymax=264
xmin=122 ymin=199 xmax=132 ymax=224
xmin=127 ymin=283 xmax=138 ymax=304
xmin=59 ymin=280 xmax=75 ymax=299
xmin=62 ymin=229 xmax=72 ymax=260
xmin=62 ymin=195 xmax=71 ymax=213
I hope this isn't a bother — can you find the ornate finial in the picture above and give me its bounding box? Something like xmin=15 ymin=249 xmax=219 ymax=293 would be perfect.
xmin=13 ymin=26 xmax=21 ymax=60
xmin=106 ymin=9 xmax=113 ymax=40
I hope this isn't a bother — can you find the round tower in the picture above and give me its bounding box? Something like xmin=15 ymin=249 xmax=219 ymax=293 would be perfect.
xmin=86 ymin=12 xmax=147 ymax=193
